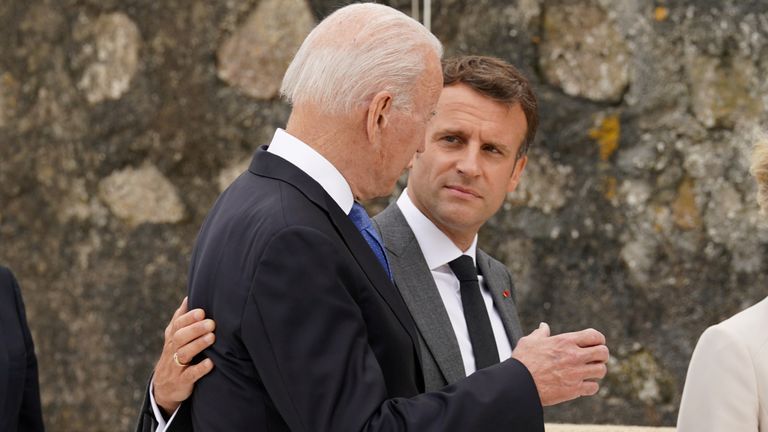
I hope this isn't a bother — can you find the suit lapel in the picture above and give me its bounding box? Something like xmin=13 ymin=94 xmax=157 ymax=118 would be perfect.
xmin=325 ymin=197 xmax=423 ymax=357
xmin=249 ymin=149 xmax=422 ymax=358
xmin=373 ymin=204 xmax=467 ymax=384
xmin=477 ymin=250 xmax=524 ymax=346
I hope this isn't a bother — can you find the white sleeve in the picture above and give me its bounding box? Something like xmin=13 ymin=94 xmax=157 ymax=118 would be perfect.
xmin=149 ymin=376 xmax=181 ymax=432
xmin=677 ymin=324 xmax=759 ymax=432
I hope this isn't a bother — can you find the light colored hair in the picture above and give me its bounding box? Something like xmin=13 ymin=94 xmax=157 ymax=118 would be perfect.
xmin=751 ymin=133 xmax=768 ymax=214
xmin=280 ymin=3 xmax=443 ymax=115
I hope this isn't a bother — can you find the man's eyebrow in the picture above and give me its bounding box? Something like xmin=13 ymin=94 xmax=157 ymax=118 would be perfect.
xmin=433 ymin=127 xmax=467 ymax=138
xmin=434 ymin=127 xmax=512 ymax=152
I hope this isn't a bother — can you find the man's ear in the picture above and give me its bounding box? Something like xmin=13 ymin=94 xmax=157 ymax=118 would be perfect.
xmin=507 ymin=155 xmax=528 ymax=193
xmin=366 ymin=91 xmax=394 ymax=147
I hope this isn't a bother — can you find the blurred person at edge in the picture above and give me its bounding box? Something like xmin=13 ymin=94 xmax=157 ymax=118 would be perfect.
xmin=676 ymin=134 xmax=768 ymax=431
xmin=138 ymin=54 xmax=609 ymax=432
xmin=0 ymin=266 xmax=45 ymax=432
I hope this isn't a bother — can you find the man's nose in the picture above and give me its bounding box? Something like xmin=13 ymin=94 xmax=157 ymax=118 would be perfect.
xmin=455 ymin=147 xmax=480 ymax=176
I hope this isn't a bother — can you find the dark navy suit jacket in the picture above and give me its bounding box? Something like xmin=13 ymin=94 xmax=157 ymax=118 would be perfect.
xmin=137 ymin=147 xmax=543 ymax=431
xmin=0 ymin=267 xmax=45 ymax=432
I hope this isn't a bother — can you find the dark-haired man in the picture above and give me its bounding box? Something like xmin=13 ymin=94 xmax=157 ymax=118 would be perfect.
xmin=373 ymin=55 xmax=541 ymax=391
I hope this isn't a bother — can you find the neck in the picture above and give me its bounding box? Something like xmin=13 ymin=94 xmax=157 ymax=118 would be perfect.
xmin=406 ymin=188 xmax=478 ymax=252
xmin=286 ymin=105 xmax=374 ymax=200
xmin=446 ymin=232 xmax=475 ymax=253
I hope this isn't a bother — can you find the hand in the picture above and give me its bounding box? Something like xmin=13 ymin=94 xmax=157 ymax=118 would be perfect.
xmin=153 ymin=297 xmax=216 ymax=416
xmin=511 ymin=323 xmax=609 ymax=406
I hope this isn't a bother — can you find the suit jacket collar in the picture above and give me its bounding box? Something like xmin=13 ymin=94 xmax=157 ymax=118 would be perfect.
xmin=373 ymin=203 xmax=467 ymax=384
xmin=266 ymin=128 xmax=354 ymax=214
xmin=249 ymin=148 xmax=423 ymax=368
xmin=477 ymin=250 xmax=524 ymax=345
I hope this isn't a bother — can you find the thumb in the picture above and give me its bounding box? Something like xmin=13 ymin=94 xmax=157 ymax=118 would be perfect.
xmin=529 ymin=322 xmax=551 ymax=338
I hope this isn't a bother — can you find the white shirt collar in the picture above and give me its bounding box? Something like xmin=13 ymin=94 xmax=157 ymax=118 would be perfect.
xmin=266 ymin=128 xmax=354 ymax=214
xmin=396 ymin=188 xmax=478 ymax=271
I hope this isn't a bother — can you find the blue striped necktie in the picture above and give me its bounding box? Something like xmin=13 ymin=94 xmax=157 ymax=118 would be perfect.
xmin=348 ymin=202 xmax=392 ymax=281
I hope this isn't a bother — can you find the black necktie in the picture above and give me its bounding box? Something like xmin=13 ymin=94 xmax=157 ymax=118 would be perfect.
xmin=448 ymin=255 xmax=500 ymax=370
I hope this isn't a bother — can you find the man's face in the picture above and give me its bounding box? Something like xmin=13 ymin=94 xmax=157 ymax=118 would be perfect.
xmin=407 ymin=83 xmax=528 ymax=243
xmin=374 ymin=52 xmax=443 ymax=197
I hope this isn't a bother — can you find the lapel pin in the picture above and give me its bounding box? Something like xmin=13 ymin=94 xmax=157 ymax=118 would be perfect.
xmin=502 ymin=289 xmax=511 ymax=298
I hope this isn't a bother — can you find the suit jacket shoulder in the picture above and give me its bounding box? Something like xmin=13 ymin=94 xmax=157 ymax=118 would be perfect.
xmin=677 ymin=296 xmax=768 ymax=432
xmin=0 ymin=267 xmax=45 ymax=432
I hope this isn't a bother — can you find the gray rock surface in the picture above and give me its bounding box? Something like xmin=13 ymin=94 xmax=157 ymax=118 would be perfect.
xmin=217 ymin=0 xmax=316 ymax=99
xmin=539 ymin=0 xmax=630 ymax=102
xmin=98 ymin=163 xmax=186 ymax=226
xmin=1 ymin=0 xmax=768 ymax=430
xmin=73 ymin=12 xmax=141 ymax=104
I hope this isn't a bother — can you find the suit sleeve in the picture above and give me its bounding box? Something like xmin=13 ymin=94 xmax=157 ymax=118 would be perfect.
xmin=134 ymin=377 xmax=161 ymax=432
xmin=241 ymin=226 xmax=543 ymax=432
xmin=677 ymin=324 xmax=760 ymax=432
xmin=10 ymin=272 xmax=46 ymax=432
xmin=134 ymin=375 xmax=194 ymax=432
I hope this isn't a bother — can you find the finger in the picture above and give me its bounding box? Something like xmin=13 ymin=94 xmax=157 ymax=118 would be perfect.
xmin=168 ymin=297 xmax=189 ymax=327
xmin=579 ymin=380 xmax=600 ymax=396
xmin=171 ymin=308 xmax=207 ymax=336
xmin=573 ymin=362 xmax=607 ymax=381
xmin=176 ymin=296 xmax=189 ymax=319
xmin=565 ymin=328 xmax=606 ymax=347
xmin=175 ymin=332 xmax=215 ymax=365
xmin=579 ymin=344 xmax=610 ymax=364
xmin=174 ymin=318 xmax=215 ymax=347
xmin=181 ymin=358 xmax=215 ymax=384
xmin=528 ymin=322 xmax=550 ymax=338
xmin=165 ymin=297 xmax=189 ymax=339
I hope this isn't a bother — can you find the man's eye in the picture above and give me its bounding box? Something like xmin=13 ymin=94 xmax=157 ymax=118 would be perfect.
xmin=442 ymin=136 xmax=460 ymax=144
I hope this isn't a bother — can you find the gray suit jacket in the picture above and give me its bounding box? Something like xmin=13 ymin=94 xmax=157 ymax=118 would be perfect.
xmin=372 ymin=202 xmax=525 ymax=391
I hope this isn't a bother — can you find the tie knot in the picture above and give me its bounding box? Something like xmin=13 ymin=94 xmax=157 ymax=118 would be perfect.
xmin=448 ymin=255 xmax=477 ymax=282
xmin=348 ymin=202 xmax=372 ymax=231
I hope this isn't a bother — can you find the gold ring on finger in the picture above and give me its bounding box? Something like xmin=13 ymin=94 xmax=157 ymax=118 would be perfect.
xmin=173 ymin=352 xmax=189 ymax=367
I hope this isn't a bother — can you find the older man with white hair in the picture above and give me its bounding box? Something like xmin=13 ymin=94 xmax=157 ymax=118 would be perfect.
xmin=137 ymin=4 xmax=558 ymax=432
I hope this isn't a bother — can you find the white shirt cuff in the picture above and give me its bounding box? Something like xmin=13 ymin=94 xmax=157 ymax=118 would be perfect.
xmin=149 ymin=376 xmax=180 ymax=432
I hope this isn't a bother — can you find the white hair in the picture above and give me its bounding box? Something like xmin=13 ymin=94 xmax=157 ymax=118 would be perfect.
xmin=280 ymin=3 xmax=443 ymax=115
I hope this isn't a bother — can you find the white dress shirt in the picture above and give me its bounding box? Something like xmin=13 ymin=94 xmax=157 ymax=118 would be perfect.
xmin=151 ymin=128 xmax=354 ymax=431
xmin=396 ymin=190 xmax=512 ymax=376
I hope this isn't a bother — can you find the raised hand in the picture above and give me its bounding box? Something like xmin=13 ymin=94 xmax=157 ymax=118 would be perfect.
xmin=511 ymin=323 xmax=609 ymax=406
xmin=153 ymin=297 xmax=216 ymax=415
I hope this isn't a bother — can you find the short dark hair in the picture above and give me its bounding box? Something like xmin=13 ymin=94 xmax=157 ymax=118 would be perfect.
xmin=442 ymin=56 xmax=539 ymax=156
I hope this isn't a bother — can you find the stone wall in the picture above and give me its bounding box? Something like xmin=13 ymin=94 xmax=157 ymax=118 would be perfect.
xmin=1 ymin=0 xmax=766 ymax=430
xmin=547 ymin=425 xmax=674 ymax=432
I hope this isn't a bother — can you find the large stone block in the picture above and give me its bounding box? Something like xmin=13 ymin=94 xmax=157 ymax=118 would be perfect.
xmin=217 ymin=0 xmax=316 ymax=99
xmin=539 ymin=0 xmax=630 ymax=102
xmin=73 ymin=12 xmax=142 ymax=104
xmin=98 ymin=163 xmax=186 ymax=227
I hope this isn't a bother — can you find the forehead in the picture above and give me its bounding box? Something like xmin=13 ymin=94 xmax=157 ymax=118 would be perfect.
xmin=430 ymin=84 xmax=527 ymax=147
